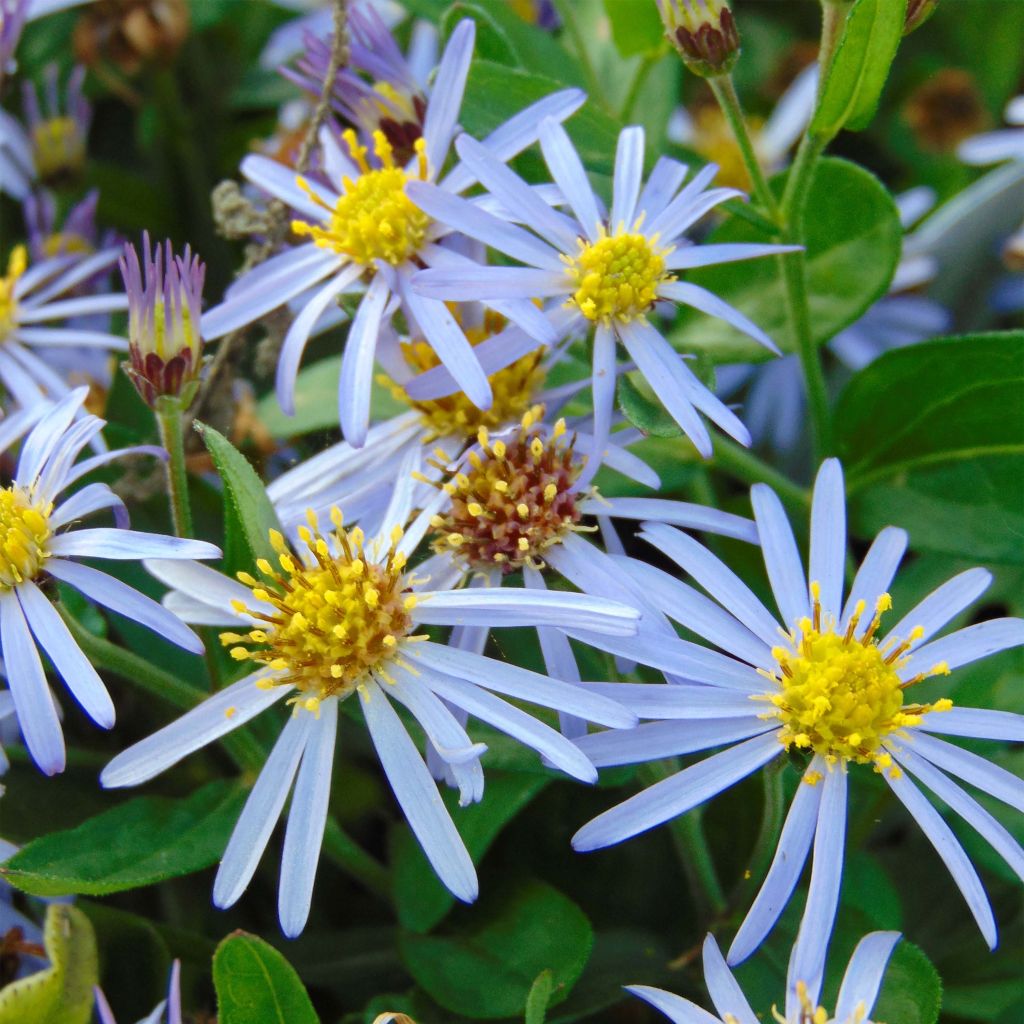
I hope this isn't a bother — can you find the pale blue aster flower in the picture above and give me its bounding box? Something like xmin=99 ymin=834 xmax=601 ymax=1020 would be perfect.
xmin=959 ymin=95 xmax=1024 ymax=166
xmin=94 ymin=960 xmax=181 ymax=1024
xmin=0 ymin=237 xmax=128 ymax=412
xmin=102 ymin=475 xmax=641 ymax=938
xmin=572 ymin=459 xmax=1024 ymax=977
xmin=410 ymin=120 xmax=798 ymax=462
xmin=0 ymin=389 xmax=220 ymax=775
xmin=630 ymin=930 xmax=901 ymax=1024
xmin=202 ymin=18 xmax=585 ymax=447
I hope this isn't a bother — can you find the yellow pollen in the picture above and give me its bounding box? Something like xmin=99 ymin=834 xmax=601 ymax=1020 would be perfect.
xmin=568 ymin=228 xmax=671 ymax=323
xmin=0 ymin=485 xmax=52 ymax=590
xmin=291 ymin=131 xmax=429 ymax=266
xmin=763 ymin=588 xmax=952 ymax=773
xmin=219 ymin=509 xmax=414 ymax=705
xmin=0 ymin=246 xmax=28 ymax=341
xmin=383 ymin=309 xmax=546 ymax=439
xmin=32 ymin=116 xmax=86 ymax=182
xmin=427 ymin=407 xmax=587 ymax=572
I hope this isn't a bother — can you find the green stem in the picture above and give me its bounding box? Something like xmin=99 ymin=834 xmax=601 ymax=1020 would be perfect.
xmin=638 ymin=760 xmax=727 ymax=918
xmin=711 ymin=437 xmax=809 ymax=509
xmin=552 ymin=0 xmax=606 ymax=112
xmin=155 ymin=398 xmax=194 ymax=539
xmin=59 ymin=607 xmax=265 ymax=774
xmin=323 ymin=816 xmax=392 ymax=903
xmin=708 ymin=75 xmax=780 ymax=223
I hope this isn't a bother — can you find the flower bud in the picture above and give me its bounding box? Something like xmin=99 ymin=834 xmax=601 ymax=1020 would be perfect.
xmin=372 ymin=1016 xmax=416 ymax=1024
xmin=120 ymin=233 xmax=205 ymax=410
xmin=904 ymin=0 xmax=939 ymax=35
xmin=657 ymin=0 xmax=739 ymax=78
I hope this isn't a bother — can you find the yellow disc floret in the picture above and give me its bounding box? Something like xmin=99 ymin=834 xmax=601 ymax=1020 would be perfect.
xmin=427 ymin=408 xmax=587 ymax=573
xmin=221 ymin=509 xmax=420 ymax=707
xmin=0 ymin=246 xmax=27 ymax=341
xmin=568 ymin=227 xmax=671 ymax=323
xmin=0 ymin=486 xmax=53 ymax=590
xmin=384 ymin=309 xmax=545 ymax=440
xmin=759 ymin=584 xmax=952 ymax=774
xmin=32 ymin=116 xmax=87 ymax=183
xmin=292 ymin=130 xmax=430 ymax=267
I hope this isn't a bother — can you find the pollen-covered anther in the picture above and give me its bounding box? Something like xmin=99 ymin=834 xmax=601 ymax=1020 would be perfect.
xmin=765 ymin=586 xmax=953 ymax=772
xmin=0 ymin=486 xmax=53 ymax=590
xmin=429 ymin=408 xmax=587 ymax=572
xmin=219 ymin=509 xmax=415 ymax=704
xmin=568 ymin=228 xmax=671 ymax=323
xmin=291 ymin=130 xmax=430 ymax=266
xmin=383 ymin=310 xmax=546 ymax=438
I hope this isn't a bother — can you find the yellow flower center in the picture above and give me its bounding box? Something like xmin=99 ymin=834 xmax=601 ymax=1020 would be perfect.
xmin=760 ymin=584 xmax=952 ymax=774
xmin=568 ymin=228 xmax=671 ymax=323
xmin=0 ymin=486 xmax=52 ymax=590
xmin=428 ymin=408 xmax=586 ymax=573
xmin=292 ymin=129 xmax=430 ymax=267
xmin=42 ymin=232 xmax=93 ymax=259
xmin=0 ymin=246 xmax=27 ymax=342
xmin=32 ymin=116 xmax=86 ymax=183
xmin=768 ymin=980 xmax=865 ymax=1024
xmin=384 ymin=309 xmax=545 ymax=440
xmin=221 ymin=510 xmax=421 ymax=711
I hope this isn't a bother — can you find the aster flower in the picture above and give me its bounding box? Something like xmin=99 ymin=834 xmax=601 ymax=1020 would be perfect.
xmin=202 ymin=18 xmax=584 ymax=447
xmin=120 ymin=233 xmax=205 ymax=409
xmin=959 ymin=94 xmax=1024 ymax=165
xmin=0 ymin=389 xmax=220 ymax=775
xmin=22 ymin=64 xmax=91 ymax=186
xmin=630 ymin=930 xmax=901 ymax=1024
xmin=24 ymin=188 xmax=107 ymax=263
xmin=285 ymin=0 xmax=437 ymax=163
xmin=95 ymin=960 xmax=181 ymax=1024
xmin=410 ymin=120 xmax=798 ymax=461
xmin=101 ymin=484 xmax=641 ymax=937
xmin=0 ymin=237 xmax=128 ymax=411
xmin=572 ymin=459 xmax=1024 ymax=981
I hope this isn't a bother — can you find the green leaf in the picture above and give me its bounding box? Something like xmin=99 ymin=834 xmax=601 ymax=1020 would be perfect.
xmin=214 ymin=931 xmax=320 ymax=1024
xmin=441 ymin=3 xmax=518 ymax=66
xmin=0 ymin=905 xmax=98 ymax=1024
xmin=399 ymin=880 xmax=593 ymax=1019
xmin=392 ymin=771 xmax=549 ymax=933
xmin=617 ymin=373 xmax=682 ymax=439
xmin=525 ymin=969 xmax=555 ymax=1024
xmin=459 ymin=60 xmax=620 ymax=176
xmin=1 ymin=781 xmax=245 ymax=897
xmin=197 ymin=420 xmax=284 ymax=569
xmin=839 ymin=333 xmax=1024 ymax=487
xmin=811 ymin=0 xmax=908 ymax=138
xmin=667 ymin=158 xmax=902 ymax=363
xmin=872 ymin=940 xmax=942 ymax=1024
xmin=603 ymin=0 xmax=665 ymax=57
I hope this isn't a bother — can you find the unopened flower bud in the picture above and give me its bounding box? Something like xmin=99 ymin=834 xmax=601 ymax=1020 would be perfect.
xmin=904 ymin=0 xmax=939 ymax=35
xmin=120 ymin=233 xmax=205 ymax=410
xmin=372 ymin=1016 xmax=416 ymax=1024
xmin=657 ymin=0 xmax=739 ymax=78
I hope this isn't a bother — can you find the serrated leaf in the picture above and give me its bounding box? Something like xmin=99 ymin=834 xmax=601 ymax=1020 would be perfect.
xmin=399 ymin=880 xmax=593 ymax=1019
xmin=872 ymin=940 xmax=942 ymax=1024
xmin=197 ymin=421 xmax=283 ymax=570
xmin=214 ymin=931 xmax=320 ymax=1024
xmin=0 ymin=905 xmax=98 ymax=1024
xmin=667 ymin=158 xmax=901 ymax=363
xmin=1 ymin=781 xmax=245 ymax=897
xmin=392 ymin=771 xmax=549 ymax=933
xmin=811 ymin=0 xmax=908 ymax=138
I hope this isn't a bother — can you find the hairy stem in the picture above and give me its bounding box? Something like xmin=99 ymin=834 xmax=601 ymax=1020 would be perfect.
xmin=155 ymin=399 xmax=194 ymax=539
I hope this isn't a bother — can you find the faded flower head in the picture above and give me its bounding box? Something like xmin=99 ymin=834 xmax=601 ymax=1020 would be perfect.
xmin=73 ymin=0 xmax=189 ymax=74
xmin=657 ymin=0 xmax=739 ymax=77
xmin=120 ymin=232 xmax=205 ymax=408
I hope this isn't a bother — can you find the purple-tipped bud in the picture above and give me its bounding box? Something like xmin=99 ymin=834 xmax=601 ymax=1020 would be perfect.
xmin=120 ymin=233 xmax=205 ymax=410
xmin=657 ymin=0 xmax=739 ymax=78
xmin=904 ymin=0 xmax=939 ymax=35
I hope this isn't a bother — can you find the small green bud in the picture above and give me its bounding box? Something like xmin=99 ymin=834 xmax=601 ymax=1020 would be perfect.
xmin=656 ymin=0 xmax=740 ymax=78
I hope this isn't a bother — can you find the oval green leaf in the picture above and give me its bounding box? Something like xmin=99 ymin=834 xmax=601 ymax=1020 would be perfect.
xmin=667 ymin=157 xmax=902 ymax=363
xmin=214 ymin=931 xmax=320 ymax=1024
xmin=399 ymin=880 xmax=593 ymax=1019
xmin=1 ymin=781 xmax=245 ymax=897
